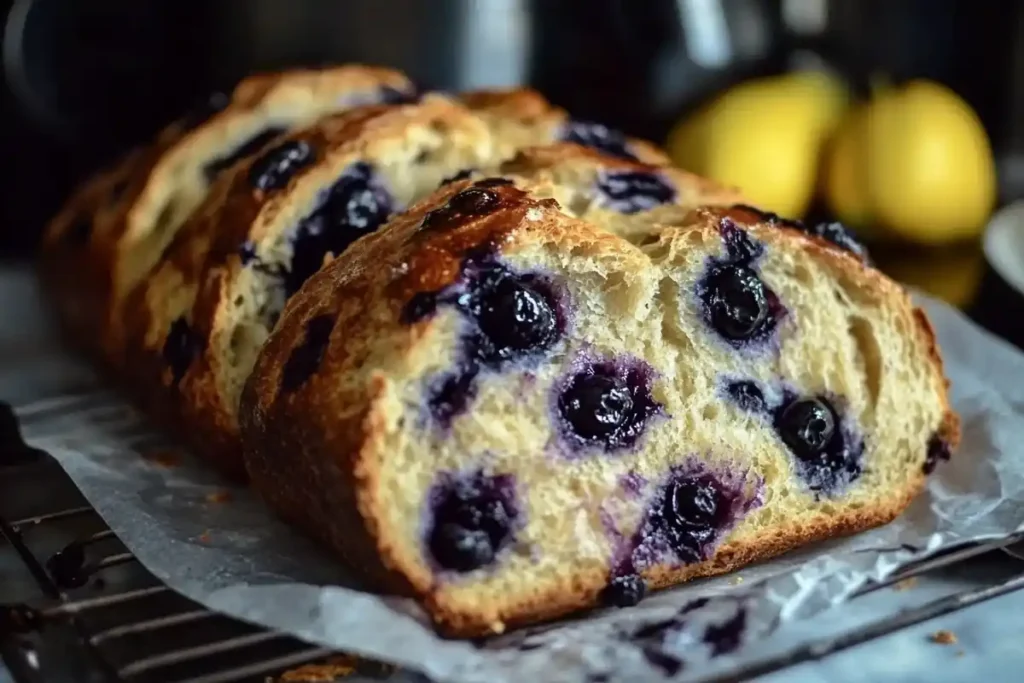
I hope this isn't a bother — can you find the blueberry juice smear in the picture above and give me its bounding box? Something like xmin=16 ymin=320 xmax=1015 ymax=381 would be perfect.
xmin=773 ymin=395 xmax=864 ymax=494
xmin=426 ymin=471 xmax=519 ymax=573
xmin=596 ymin=171 xmax=676 ymax=215
xmin=284 ymin=162 xmax=394 ymax=298
xmin=556 ymin=358 xmax=661 ymax=454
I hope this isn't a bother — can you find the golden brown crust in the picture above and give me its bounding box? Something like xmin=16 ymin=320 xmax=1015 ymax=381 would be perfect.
xmin=241 ymin=178 xmax=956 ymax=637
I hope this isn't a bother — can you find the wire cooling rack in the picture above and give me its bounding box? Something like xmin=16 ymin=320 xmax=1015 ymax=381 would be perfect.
xmin=2 ymin=402 xmax=1023 ymax=683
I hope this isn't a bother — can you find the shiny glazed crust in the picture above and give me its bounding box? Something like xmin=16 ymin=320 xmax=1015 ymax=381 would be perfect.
xmin=240 ymin=182 xmax=959 ymax=637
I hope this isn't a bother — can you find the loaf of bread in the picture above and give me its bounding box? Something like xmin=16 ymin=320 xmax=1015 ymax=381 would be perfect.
xmin=41 ymin=65 xmax=414 ymax=364
xmin=240 ymin=179 xmax=958 ymax=637
xmin=122 ymin=93 xmax=736 ymax=477
xmin=39 ymin=65 xmax=958 ymax=639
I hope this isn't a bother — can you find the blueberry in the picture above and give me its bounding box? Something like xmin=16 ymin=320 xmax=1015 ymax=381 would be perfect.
xmin=596 ymin=171 xmax=676 ymax=215
xmin=561 ymin=121 xmax=639 ymax=161
xmin=776 ymin=398 xmax=836 ymax=460
xmin=923 ymin=434 xmax=953 ymax=474
xmin=378 ymin=85 xmax=419 ymax=104
xmin=204 ymin=127 xmax=288 ymax=183
xmin=279 ymin=314 xmax=334 ymax=393
xmin=601 ymin=574 xmax=647 ymax=608
xmin=284 ymin=162 xmax=393 ymax=298
xmin=162 ymin=316 xmax=203 ymax=384
xmin=561 ymin=375 xmax=632 ymax=439
xmin=464 ymin=271 xmax=560 ymax=365
xmin=428 ymin=364 xmax=480 ymax=427
xmin=804 ymin=221 xmax=870 ymax=263
xmin=430 ymin=524 xmax=494 ymax=572
xmin=421 ymin=185 xmax=501 ymax=230
xmin=248 ymin=140 xmax=316 ymax=191
xmin=650 ymin=476 xmax=724 ymax=563
xmin=427 ymin=473 xmax=517 ymax=572
xmin=703 ymin=264 xmax=770 ymax=341
xmin=557 ymin=362 xmax=661 ymax=452
xmin=726 ymin=381 xmax=766 ymax=413
xmin=718 ymin=218 xmax=765 ymax=264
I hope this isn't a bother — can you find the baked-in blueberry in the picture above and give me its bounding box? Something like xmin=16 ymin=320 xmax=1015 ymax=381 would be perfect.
xmin=427 ymin=472 xmax=518 ymax=572
xmin=284 ymin=162 xmax=394 ymax=298
xmin=774 ymin=395 xmax=863 ymax=493
xmin=718 ymin=218 xmax=765 ymax=264
xmin=923 ymin=433 xmax=953 ymax=474
xmin=776 ymin=398 xmax=835 ymax=459
xmin=557 ymin=359 xmax=661 ymax=453
xmin=279 ymin=314 xmax=334 ymax=393
xmin=561 ymin=121 xmax=639 ymax=161
xmin=601 ymin=574 xmax=647 ymax=608
xmin=461 ymin=267 xmax=561 ymax=365
xmin=162 ymin=316 xmax=203 ymax=384
xmin=701 ymin=264 xmax=771 ymax=341
xmin=731 ymin=203 xmax=804 ymax=231
xmin=203 ymin=127 xmax=288 ymax=183
xmin=248 ymin=140 xmax=317 ymax=191
xmin=725 ymin=380 xmax=767 ymax=414
xmin=421 ymin=185 xmax=500 ymax=230
xmin=427 ymin=364 xmax=480 ymax=428
xmin=596 ymin=171 xmax=676 ymax=215
xmin=378 ymin=84 xmax=419 ymax=104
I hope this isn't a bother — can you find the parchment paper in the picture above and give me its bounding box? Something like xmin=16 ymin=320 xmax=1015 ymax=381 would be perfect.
xmin=4 ymin=265 xmax=1023 ymax=683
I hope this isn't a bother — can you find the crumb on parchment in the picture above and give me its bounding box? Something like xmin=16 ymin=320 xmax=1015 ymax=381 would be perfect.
xmin=206 ymin=490 xmax=232 ymax=504
xmin=198 ymin=530 xmax=212 ymax=544
xmin=142 ymin=450 xmax=183 ymax=467
xmin=271 ymin=655 xmax=360 ymax=681
xmin=929 ymin=629 xmax=957 ymax=645
xmin=894 ymin=577 xmax=918 ymax=591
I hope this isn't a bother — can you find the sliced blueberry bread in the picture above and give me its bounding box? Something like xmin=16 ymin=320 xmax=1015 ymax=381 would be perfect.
xmin=41 ymin=65 xmax=413 ymax=365
xmin=458 ymin=88 xmax=669 ymax=165
xmin=135 ymin=97 xmax=738 ymax=478
xmin=239 ymin=179 xmax=958 ymax=637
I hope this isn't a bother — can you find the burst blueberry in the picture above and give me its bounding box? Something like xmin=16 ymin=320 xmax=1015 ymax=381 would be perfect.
xmin=596 ymin=171 xmax=676 ymax=214
xmin=427 ymin=472 xmax=518 ymax=572
xmin=601 ymin=574 xmax=647 ymax=608
xmin=284 ymin=162 xmax=394 ymax=297
xmin=204 ymin=127 xmax=288 ymax=183
xmin=248 ymin=140 xmax=317 ymax=191
xmin=773 ymin=395 xmax=864 ymax=493
xmin=561 ymin=121 xmax=639 ymax=161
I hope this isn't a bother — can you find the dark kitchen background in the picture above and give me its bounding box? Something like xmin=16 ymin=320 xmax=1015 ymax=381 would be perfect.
xmin=2 ymin=0 xmax=1024 ymax=338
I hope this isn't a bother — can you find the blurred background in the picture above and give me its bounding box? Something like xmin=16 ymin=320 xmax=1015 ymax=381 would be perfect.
xmin=2 ymin=0 xmax=1023 ymax=338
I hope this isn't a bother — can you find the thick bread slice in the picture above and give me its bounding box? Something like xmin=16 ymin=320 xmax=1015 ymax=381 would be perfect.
xmin=40 ymin=65 xmax=413 ymax=365
xmin=146 ymin=99 xmax=738 ymax=478
xmin=239 ymin=179 xmax=958 ymax=638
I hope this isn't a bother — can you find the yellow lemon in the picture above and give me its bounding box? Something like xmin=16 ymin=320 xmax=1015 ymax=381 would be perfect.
xmin=667 ymin=71 xmax=849 ymax=219
xmin=865 ymin=80 xmax=996 ymax=245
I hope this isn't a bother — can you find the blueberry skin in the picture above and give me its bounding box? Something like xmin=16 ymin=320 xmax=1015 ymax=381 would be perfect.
xmin=248 ymin=140 xmax=317 ymax=192
xmin=601 ymin=574 xmax=647 ymax=607
xmin=702 ymin=264 xmax=771 ymax=341
xmin=561 ymin=120 xmax=639 ymax=161
xmin=596 ymin=171 xmax=677 ymax=215
xmin=776 ymin=398 xmax=836 ymax=460
xmin=427 ymin=472 xmax=518 ymax=573
xmin=773 ymin=395 xmax=864 ymax=494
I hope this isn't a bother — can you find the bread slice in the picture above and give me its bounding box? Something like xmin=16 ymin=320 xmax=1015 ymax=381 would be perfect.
xmin=40 ymin=65 xmax=414 ymax=364
xmin=239 ymin=179 xmax=958 ymax=637
xmin=132 ymin=95 xmax=738 ymax=478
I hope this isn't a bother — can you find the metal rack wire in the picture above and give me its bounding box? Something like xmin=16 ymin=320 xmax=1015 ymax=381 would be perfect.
xmin=2 ymin=407 xmax=1023 ymax=683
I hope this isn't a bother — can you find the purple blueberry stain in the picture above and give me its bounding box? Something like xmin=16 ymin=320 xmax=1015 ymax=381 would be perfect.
xmin=696 ymin=219 xmax=786 ymax=349
xmin=424 ymin=470 xmax=520 ymax=574
xmin=203 ymin=127 xmax=288 ymax=183
xmin=731 ymin=203 xmax=870 ymax=263
xmin=923 ymin=433 xmax=953 ymax=474
xmin=619 ymin=471 xmax=648 ymax=498
xmin=560 ymin=120 xmax=640 ymax=162
xmin=279 ymin=314 xmax=334 ymax=394
xmin=773 ymin=393 xmax=864 ymax=495
xmin=629 ymin=462 xmax=763 ymax=569
xmin=247 ymin=139 xmax=317 ymax=192
xmin=421 ymin=181 xmax=509 ymax=231
xmin=425 ymin=364 xmax=480 ymax=429
xmin=283 ymin=161 xmax=395 ymax=298
xmin=554 ymin=354 xmax=663 ymax=456
xmin=595 ymin=170 xmax=676 ymax=215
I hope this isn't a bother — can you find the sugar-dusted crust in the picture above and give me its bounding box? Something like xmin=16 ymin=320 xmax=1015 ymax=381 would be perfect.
xmin=241 ymin=180 xmax=958 ymax=637
xmin=39 ymin=65 xmax=413 ymax=367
